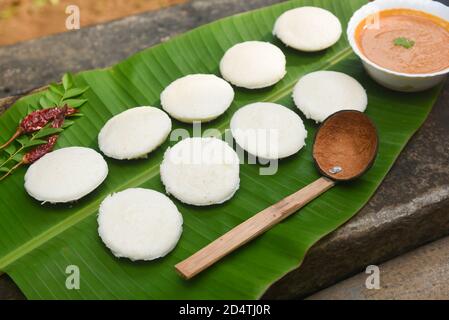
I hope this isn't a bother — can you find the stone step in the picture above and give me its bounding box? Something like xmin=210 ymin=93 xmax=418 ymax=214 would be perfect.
xmin=308 ymin=235 xmax=449 ymax=300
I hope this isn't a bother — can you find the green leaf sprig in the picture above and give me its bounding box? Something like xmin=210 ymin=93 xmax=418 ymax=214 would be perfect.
xmin=0 ymin=73 xmax=89 ymax=181
xmin=40 ymin=73 xmax=88 ymax=110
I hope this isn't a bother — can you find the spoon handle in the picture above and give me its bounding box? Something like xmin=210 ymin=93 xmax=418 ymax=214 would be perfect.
xmin=175 ymin=177 xmax=335 ymax=279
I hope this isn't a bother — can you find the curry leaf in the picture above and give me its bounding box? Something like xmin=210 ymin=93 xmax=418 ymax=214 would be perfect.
xmin=62 ymin=120 xmax=75 ymax=129
xmin=12 ymin=153 xmax=23 ymax=163
xmin=62 ymin=73 xmax=74 ymax=91
xmin=4 ymin=144 xmax=16 ymax=156
xmin=45 ymin=90 xmax=61 ymax=106
xmin=23 ymin=139 xmax=49 ymax=149
xmin=63 ymin=98 xmax=88 ymax=108
xmin=68 ymin=112 xmax=84 ymax=117
xmin=26 ymin=104 xmax=36 ymax=115
xmin=63 ymin=87 xmax=89 ymax=100
xmin=33 ymin=127 xmax=63 ymax=139
xmin=39 ymin=96 xmax=54 ymax=109
xmin=16 ymin=136 xmax=30 ymax=146
xmin=0 ymin=167 xmax=10 ymax=173
xmin=49 ymin=83 xmax=64 ymax=96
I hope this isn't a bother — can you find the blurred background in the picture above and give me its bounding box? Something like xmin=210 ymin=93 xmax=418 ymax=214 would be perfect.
xmin=0 ymin=0 xmax=186 ymax=46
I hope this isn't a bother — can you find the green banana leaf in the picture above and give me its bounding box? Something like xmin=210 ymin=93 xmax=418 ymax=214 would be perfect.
xmin=0 ymin=0 xmax=443 ymax=299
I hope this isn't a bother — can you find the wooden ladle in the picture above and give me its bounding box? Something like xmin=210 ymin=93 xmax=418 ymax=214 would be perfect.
xmin=176 ymin=110 xmax=378 ymax=279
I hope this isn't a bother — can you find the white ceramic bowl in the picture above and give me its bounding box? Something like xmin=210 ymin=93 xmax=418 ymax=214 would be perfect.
xmin=347 ymin=0 xmax=449 ymax=92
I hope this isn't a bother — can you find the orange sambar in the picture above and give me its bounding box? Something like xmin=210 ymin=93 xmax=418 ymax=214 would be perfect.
xmin=356 ymin=9 xmax=449 ymax=74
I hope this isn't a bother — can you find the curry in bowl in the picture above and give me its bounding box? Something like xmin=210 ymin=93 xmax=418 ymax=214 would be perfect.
xmin=355 ymin=8 xmax=449 ymax=75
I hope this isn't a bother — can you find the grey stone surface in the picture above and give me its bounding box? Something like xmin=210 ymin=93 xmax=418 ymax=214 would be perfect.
xmin=0 ymin=0 xmax=281 ymax=99
xmin=308 ymin=235 xmax=449 ymax=300
xmin=0 ymin=0 xmax=449 ymax=300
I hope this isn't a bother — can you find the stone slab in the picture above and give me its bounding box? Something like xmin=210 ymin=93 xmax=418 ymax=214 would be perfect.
xmin=308 ymin=236 xmax=449 ymax=300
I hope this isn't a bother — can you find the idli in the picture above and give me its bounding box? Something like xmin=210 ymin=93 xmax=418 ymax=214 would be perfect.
xmin=98 ymin=188 xmax=183 ymax=261
xmin=273 ymin=7 xmax=342 ymax=52
xmin=293 ymin=71 xmax=367 ymax=123
xmin=24 ymin=147 xmax=108 ymax=203
xmin=160 ymin=137 xmax=240 ymax=206
xmin=220 ymin=41 xmax=286 ymax=89
xmin=161 ymin=74 xmax=234 ymax=123
xmin=231 ymin=102 xmax=307 ymax=159
xmin=98 ymin=106 xmax=171 ymax=160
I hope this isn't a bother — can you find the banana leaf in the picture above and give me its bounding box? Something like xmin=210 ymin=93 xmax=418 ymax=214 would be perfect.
xmin=0 ymin=0 xmax=443 ymax=299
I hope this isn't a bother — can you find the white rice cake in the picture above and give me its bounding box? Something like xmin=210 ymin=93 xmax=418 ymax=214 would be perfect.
xmin=231 ymin=102 xmax=307 ymax=160
xmin=160 ymin=137 xmax=240 ymax=206
xmin=161 ymin=74 xmax=234 ymax=123
xmin=293 ymin=71 xmax=368 ymax=123
xmin=220 ymin=41 xmax=286 ymax=89
xmin=25 ymin=147 xmax=108 ymax=203
xmin=98 ymin=106 xmax=171 ymax=160
xmin=273 ymin=7 xmax=342 ymax=52
xmin=98 ymin=188 xmax=183 ymax=261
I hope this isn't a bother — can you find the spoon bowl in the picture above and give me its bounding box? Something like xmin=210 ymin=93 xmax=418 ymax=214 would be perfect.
xmin=313 ymin=110 xmax=378 ymax=181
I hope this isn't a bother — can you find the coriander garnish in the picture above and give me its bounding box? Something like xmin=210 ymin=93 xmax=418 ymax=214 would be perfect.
xmin=394 ymin=37 xmax=415 ymax=49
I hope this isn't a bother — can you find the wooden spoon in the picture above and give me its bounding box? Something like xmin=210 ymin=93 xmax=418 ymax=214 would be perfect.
xmin=175 ymin=110 xmax=378 ymax=279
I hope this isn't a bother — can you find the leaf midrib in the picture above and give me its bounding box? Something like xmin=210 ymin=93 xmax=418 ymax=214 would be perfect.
xmin=0 ymin=45 xmax=353 ymax=272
